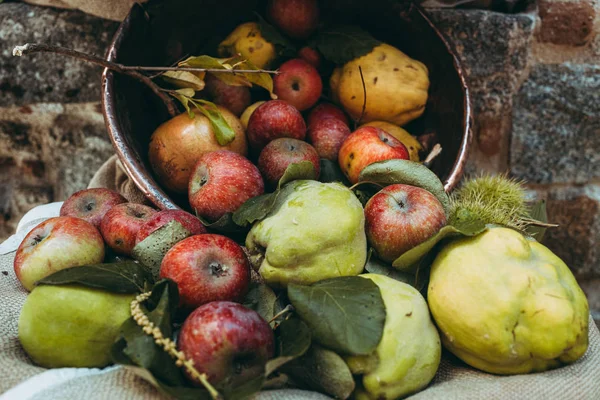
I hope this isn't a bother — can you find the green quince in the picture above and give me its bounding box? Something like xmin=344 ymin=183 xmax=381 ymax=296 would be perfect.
xmin=347 ymin=274 xmax=441 ymax=400
xmin=246 ymin=180 xmax=367 ymax=287
xmin=428 ymin=226 xmax=589 ymax=375
xmin=19 ymin=284 xmax=134 ymax=368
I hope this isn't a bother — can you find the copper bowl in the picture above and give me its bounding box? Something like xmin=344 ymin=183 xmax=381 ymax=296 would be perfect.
xmin=102 ymin=0 xmax=472 ymax=211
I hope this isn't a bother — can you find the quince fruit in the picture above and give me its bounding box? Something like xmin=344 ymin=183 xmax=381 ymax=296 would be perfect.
xmin=246 ymin=180 xmax=366 ymax=287
xmin=330 ymin=44 xmax=429 ymax=126
xmin=428 ymin=226 xmax=589 ymax=374
xmin=19 ymin=284 xmax=134 ymax=368
xmin=348 ymin=274 xmax=441 ymax=400
xmin=218 ymin=22 xmax=276 ymax=69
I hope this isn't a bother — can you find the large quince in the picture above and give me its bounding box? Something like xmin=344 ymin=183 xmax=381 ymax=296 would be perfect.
xmin=330 ymin=44 xmax=429 ymax=126
xmin=218 ymin=22 xmax=276 ymax=69
xmin=428 ymin=226 xmax=589 ymax=374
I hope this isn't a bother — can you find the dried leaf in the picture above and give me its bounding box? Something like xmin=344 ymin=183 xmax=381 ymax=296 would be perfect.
xmin=160 ymin=71 xmax=205 ymax=91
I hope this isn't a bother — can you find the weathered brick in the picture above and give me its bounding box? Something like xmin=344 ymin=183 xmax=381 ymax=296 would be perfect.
xmin=538 ymin=0 xmax=595 ymax=46
xmin=510 ymin=63 xmax=600 ymax=184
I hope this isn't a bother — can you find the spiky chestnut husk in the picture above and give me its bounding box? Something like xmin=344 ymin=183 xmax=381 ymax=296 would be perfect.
xmin=449 ymin=174 xmax=529 ymax=230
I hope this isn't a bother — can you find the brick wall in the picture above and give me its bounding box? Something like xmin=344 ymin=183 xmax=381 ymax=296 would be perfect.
xmin=0 ymin=1 xmax=598 ymax=320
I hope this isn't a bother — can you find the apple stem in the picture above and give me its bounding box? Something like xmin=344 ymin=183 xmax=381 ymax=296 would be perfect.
xmin=423 ymin=143 xmax=443 ymax=168
xmin=269 ymin=304 xmax=295 ymax=325
xmin=129 ymin=292 xmax=223 ymax=399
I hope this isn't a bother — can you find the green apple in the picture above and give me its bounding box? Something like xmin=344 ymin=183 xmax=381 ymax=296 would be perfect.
xmin=18 ymin=284 xmax=134 ymax=368
xmin=347 ymin=274 xmax=441 ymax=399
xmin=245 ymin=180 xmax=366 ymax=287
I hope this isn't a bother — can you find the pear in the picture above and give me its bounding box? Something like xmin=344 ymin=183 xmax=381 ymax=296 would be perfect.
xmin=246 ymin=180 xmax=366 ymax=287
xmin=18 ymin=284 xmax=134 ymax=368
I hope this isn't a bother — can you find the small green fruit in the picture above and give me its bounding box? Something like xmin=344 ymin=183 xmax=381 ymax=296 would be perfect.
xmin=18 ymin=284 xmax=134 ymax=368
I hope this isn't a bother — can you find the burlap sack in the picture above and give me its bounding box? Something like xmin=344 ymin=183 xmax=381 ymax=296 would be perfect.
xmin=1 ymin=155 xmax=600 ymax=399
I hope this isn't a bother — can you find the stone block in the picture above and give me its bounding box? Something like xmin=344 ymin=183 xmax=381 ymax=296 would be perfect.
xmin=510 ymin=63 xmax=600 ymax=184
xmin=538 ymin=0 xmax=595 ymax=46
xmin=0 ymin=2 xmax=118 ymax=106
xmin=428 ymin=9 xmax=536 ymax=174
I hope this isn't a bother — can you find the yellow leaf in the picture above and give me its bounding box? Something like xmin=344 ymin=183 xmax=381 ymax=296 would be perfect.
xmin=160 ymin=71 xmax=205 ymax=91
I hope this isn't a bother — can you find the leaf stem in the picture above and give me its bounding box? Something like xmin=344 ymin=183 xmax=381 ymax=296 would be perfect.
xmin=13 ymin=43 xmax=180 ymax=118
xmin=269 ymin=304 xmax=295 ymax=324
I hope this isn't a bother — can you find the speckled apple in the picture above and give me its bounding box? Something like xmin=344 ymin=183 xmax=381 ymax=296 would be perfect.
xmin=364 ymin=184 xmax=447 ymax=262
xmin=306 ymin=102 xmax=349 ymax=128
xmin=246 ymin=100 xmax=307 ymax=152
xmin=177 ymin=301 xmax=274 ymax=387
xmin=307 ymin=118 xmax=351 ymax=161
xmin=135 ymin=210 xmax=206 ymax=244
xmin=59 ymin=188 xmax=127 ymax=228
xmin=338 ymin=126 xmax=409 ymax=184
xmin=258 ymin=138 xmax=320 ymax=188
xmin=204 ymin=73 xmax=252 ymax=117
xmin=100 ymin=203 xmax=157 ymax=256
xmin=188 ymin=150 xmax=264 ymax=222
xmin=267 ymin=0 xmax=319 ymax=39
xmin=14 ymin=217 xmax=105 ymax=291
xmin=273 ymin=59 xmax=322 ymax=111
xmin=159 ymin=234 xmax=251 ymax=309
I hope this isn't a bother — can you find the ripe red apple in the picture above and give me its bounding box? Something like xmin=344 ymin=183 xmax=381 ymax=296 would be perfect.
xmin=14 ymin=217 xmax=105 ymax=291
xmin=178 ymin=301 xmax=274 ymax=387
xmin=258 ymin=138 xmax=321 ymax=188
xmin=364 ymin=184 xmax=447 ymax=262
xmin=188 ymin=151 xmax=264 ymax=222
xmin=204 ymin=73 xmax=252 ymax=117
xmin=338 ymin=126 xmax=409 ymax=184
xmin=59 ymin=188 xmax=127 ymax=229
xmin=297 ymin=46 xmax=321 ymax=69
xmin=246 ymin=100 xmax=307 ymax=151
xmin=135 ymin=210 xmax=206 ymax=244
xmin=159 ymin=234 xmax=251 ymax=309
xmin=273 ymin=59 xmax=322 ymax=112
xmin=100 ymin=203 xmax=157 ymax=256
xmin=307 ymin=118 xmax=351 ymax=161
xmin=307 ymin=102 xmax=349 ymax=128
xmin=267 ymin=0 xmax=319 ymax=39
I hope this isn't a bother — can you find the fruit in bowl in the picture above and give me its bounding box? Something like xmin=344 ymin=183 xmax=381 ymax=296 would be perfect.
xmin=59 ymin=188 xmax=127 ymax=228
xmin=258 ymin=138 xmax=320 ymax=188
xmin=273 ymin=59 xmax=322 ymax=112
xmin=246 ymin=100 xmax=307 ymax=152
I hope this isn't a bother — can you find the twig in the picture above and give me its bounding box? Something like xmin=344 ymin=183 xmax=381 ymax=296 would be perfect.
xmin=269 ymin=304 xmax=295 ymax=324
xmin=13 ymin=43 xmax=179 ymax=118
xmin=423 ymin=143 xmax=443 ymax=168
xmin=520 ymin=218 xmax=559 ymax=228
xmin=355 ymin=65 xmax=367 ymax=128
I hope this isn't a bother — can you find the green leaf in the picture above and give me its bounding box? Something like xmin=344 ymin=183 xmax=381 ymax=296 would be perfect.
xmin=132 ymin=220 xmax=192 ymax=280
xmin=278 ymin=161 xmax=318 ymax=189
xmin=358 ymin=159 xmax=451 ymax=215
xmin=265 ymin=318 xmax=312 ymax=376
xmin=392 ymin=220 xmax=487 ymax=272
xmin=196 ymin=212 xmax=245 ymax=234
xmin=191 ymin=99 xmax=236 ymax=146
xmin=314 ymin=25 xmax=381 ymax=65
xmin=236 ymin=59 xmax=276 ymax=99
xmin=37 ymin=261 xmax=153 ymax=294
xmin=319 ymin=159 xmax=349 ymax=185
xmin=282 ymin=345 xmax=355 ymax=400
xmin=525 ymin=200 xmax=548 ymax=241
xmin=288 ymin=276 xmax=386 ymax=356
xmin=160 ymin=71 xmax=205 ymax=91
xmin=256 ymin=13 xmax=296 ymax=57
xmin=169 ymin=89 xmax=195 ymax=117
xmin=232 ymin=193 xmax=279 ymax=228
xmin=242 ymin=281 xmax=278 ymax=323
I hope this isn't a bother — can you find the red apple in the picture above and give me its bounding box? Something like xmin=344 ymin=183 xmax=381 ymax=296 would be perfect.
xmin=14 ymin=217 xmax=105 ymax=291
xmin=364 ymin=184 xmax=447 ymax=262
xmin=59 ymin=188 xmax=127 ymax=228
xmin=159 ymin=234 xmax=251 ymax=308
xmin=307 ymin=102 xmax=349 ymax=128
xmin=297 ymin=46 xmax=321 ymax=69
xmin=307 ymin=118 xmax=351 ymax=161
xmin=273 ymin=59 xmax=322 ymax=112
xmin=188 ymin=151 xmax=264 ymax=222
xmin=246 ymin=100 xmax=307 ymax=151
xmin=100 ymin=203 xmax=157 ymax=256
xmin=338 ymin=126 xmax=409 ymax=184
xmin=258 ymin=138 xmax=320 ymax=188
xmin=135 ymin=210 xmax=206 ymax=244
xmin=204 ymin=73 xmax=252 ymax=117
xmin=178 ymin=301 xmax=274 ymax=387
xmin=267 ymin=0 xmax=319 ymax=39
